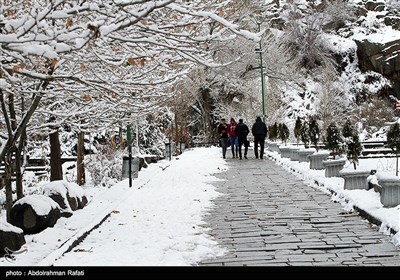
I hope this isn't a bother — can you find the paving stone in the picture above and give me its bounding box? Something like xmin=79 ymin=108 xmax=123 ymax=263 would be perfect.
xmin=242 ymin=261 xmax=289 ymax=266
xmin=288 ymin=262 xmax=314 ymax=266
xmin=234 ymin=242 xmax=266 ymax=249
xmin=310 ymin=254 xmax=338 ymax=262
xmin=312 ymin=261 xmax=343 ymax=266
xmin=199 ymin=262 xmax=225 ymax=266
xmin=264 ymin=243 xmax=299 ymax=251
xmin=235 ymin=251 xmax=274 ymax=258
xmin=288 ymin=255 xmax=315 ymax=262
xmin=354 ymin=239 xmax=382 ymax=245
xmin=198 ymin=158 xmax=400 ymax=267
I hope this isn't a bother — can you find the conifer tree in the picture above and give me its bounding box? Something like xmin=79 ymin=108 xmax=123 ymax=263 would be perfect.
xmin=294 ymin=117 xmax=302 ymax=146
xmin=270 ymin=122 xmax=279 ymax=142
xmin=342 ymin=120 xmax=354 ymax=138
xmin=279 ymin=123 xmax=290 ymax=145
xmin=342 ymin=120 xmax=363 ymax=169
xmin=326 ymin=122 xmax=343 ymax=159
xmin=387 ymin=122 xmax=400 ymax=176
xmin=309 ymin=117 xmax=320 ymax=151
xmin=268 ymin=125 xmax=274 ymax=141
xmin=300 ymin=121 xmax=310 ymax=149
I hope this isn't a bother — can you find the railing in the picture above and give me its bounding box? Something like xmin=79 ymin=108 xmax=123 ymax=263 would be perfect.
xmin=0 ymin=157 xmax=77 ymax=183
xmin=360 ymin=140 xmax=396 ymax=158
xmin=268 ymin=140 xmax=397 ymax=159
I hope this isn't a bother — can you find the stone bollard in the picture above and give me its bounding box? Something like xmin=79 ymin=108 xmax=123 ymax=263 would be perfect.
xmin=322 ymin=158 xmax=346 ymax=177
xmin=279 ymin=147 xmax=292 ymax=158
xmin=376 ymin=173 xmax=400 ymax=207
xmin=339 ymin=169 xmax=370 ymax=190
xmin=308 ymin=151 xmax=330 ymax=170
xmin=298 ymin=149 xmax=316 ymax=163
xmin=289 ymin=147 xmax=300 ymax=161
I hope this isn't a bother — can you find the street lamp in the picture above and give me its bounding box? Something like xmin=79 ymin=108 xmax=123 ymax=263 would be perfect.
xmin=255 ymin=44 xmax=266 ymax=123
xmin=255 ymin=22 xmax=266 ymax=123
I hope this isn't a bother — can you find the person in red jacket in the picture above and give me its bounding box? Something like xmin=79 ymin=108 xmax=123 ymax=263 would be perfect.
xmin=228 ymin=118 xmax=239 ymax=158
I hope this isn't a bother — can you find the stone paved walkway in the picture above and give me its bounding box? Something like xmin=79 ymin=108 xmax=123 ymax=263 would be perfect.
xmin=199 ymin=156 xmax=400 ymax=266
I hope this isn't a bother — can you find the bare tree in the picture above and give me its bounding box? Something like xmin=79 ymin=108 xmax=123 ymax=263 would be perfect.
xmin=1 ymin=0 xmax=261 ymax=218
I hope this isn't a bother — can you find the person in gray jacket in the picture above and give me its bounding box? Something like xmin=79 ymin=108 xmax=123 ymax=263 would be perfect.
xmin=251 ymin=116 xmax=268 ymax=159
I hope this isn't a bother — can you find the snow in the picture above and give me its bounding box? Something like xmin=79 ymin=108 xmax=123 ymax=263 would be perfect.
xmin=1 ymin=0 xmax=400 ymax=267
xmin=376 ymin=171 xmax=400 ymax=181
xmin=0 ymin=147 xmax=228 ymax=266
xmin=42 ymin=180 xmax=86 ymax=213
xmin=43 ymin=181 xmax=68 ymax=198
xmin=0 ymin=221 xmax=23 ymax=234
xmin=1 ymin=146 xmax=399 ymax=266
xmin=66 ymin=182 xmax=86 ymax=200
xmin=0 ymin=78 xmax=10 ymax=90
xmin=361 ymin=30 xmax=400 ymax=44
xmin=12 ymin=194 xmax=60 ymax=216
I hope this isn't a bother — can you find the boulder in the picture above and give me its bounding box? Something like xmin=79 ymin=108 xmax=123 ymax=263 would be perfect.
xmin=355 ymin=38 xmax=400 ymax=76
xmin=43 ymin=180 xmax=87 ymax=212
xmin=66 ymin=182 xmax=88 ymax=210
xmin=365 ymin=1 xmax=384 ymax=11
xmin=384 ymin=16 xmax=400 ymax=31
xmin=9 ymin=194 xmax=62 ymax=234
xmin=0 ymin=222 xmax=26 ymax=257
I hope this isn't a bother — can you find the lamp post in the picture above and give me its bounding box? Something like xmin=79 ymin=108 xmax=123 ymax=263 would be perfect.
xmin=255 ymin=46 xmax=266 ymax=123
xmin=255 ymin=23 xmax=266 ymax=123
xmin=126 ymin=123 xmax=133 ymax=188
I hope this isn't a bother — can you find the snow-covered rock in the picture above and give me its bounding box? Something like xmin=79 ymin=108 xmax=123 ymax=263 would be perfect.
xmin=9 ymin=194 xmax=62 ymax=234
xmin=0 ymin=222 xmax=25 ymax=256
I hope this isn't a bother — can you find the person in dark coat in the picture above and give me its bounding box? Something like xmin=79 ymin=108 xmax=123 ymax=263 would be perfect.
xmin=251 ymin=116 xmax=268 ymax=159
xmin=235 ymin=119 xmax=250 ymax=159
xmin=217 ymin=118 xmax=229 ymax=159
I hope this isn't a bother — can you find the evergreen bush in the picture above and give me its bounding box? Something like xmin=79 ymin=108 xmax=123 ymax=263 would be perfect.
xmin=326 ymin=122 xmax=344 ymax=159
xmin=342 ymin=120 xmax=363 ymax=169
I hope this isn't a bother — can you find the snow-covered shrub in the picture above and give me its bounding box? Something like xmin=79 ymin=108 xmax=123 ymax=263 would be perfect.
xmin=84 ymin=145 xmax=124 ymax=188
xmin=387 ymin=122 xmax=400 ymax=155
xmin=358 ymin=95 xmax=396 ymax=137
xmin=342 ymin=120 xmax=363 ymax=169
xmin=309 ymin=117 xmax=320 ymax=151
xmin=326 ymin=122 xmax=344 ymax=159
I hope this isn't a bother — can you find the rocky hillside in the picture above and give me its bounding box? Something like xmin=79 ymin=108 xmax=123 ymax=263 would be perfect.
xmin=264 ymin=0 xmax=400 ymax=140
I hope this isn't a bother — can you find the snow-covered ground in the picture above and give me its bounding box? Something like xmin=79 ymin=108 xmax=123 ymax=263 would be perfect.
xmin=1 ymin=145 xmax=399 ymax=267
xmin=1 ymin=147 xmax=228 ymax=266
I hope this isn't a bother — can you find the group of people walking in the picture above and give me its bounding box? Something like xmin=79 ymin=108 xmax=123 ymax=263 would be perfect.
xmin=217 ymin=117 xmax=268 ymax=160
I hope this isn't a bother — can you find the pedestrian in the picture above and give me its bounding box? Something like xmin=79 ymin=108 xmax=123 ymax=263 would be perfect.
xmin=217 ymin=118 xmax=229 ymax=159
xmin=251 ymin=116 xmax=268 ymax=159
xmin=228 ymin=118 xmax=239 ymax=158
xmin=235 ymin=119 xmax=250 ymax=159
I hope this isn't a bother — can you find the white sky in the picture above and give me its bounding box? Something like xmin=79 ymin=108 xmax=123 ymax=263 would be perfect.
xmin=1 ymin=146 xmax=399 ymax=266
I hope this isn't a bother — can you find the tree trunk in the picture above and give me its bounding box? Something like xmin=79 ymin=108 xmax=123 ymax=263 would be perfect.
xmin=15 ymin=141 xmax=24 ymax=199
xmin=200 ymin=88 xmax=213 ymax=143
xmin=174 ymin=106 xmax=179 ymax=146
xmin=15 ymin=96 xmax=27 ymax=199
xmin=0 ymin=91 xmax=43 ymax=163
xmin=76 ymin=130 xmax=86 ymax=186
xmin=5 ymin=154 xmax=13 ymax=222
xmin=49 ymin=118 xmax=63 ymax=181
